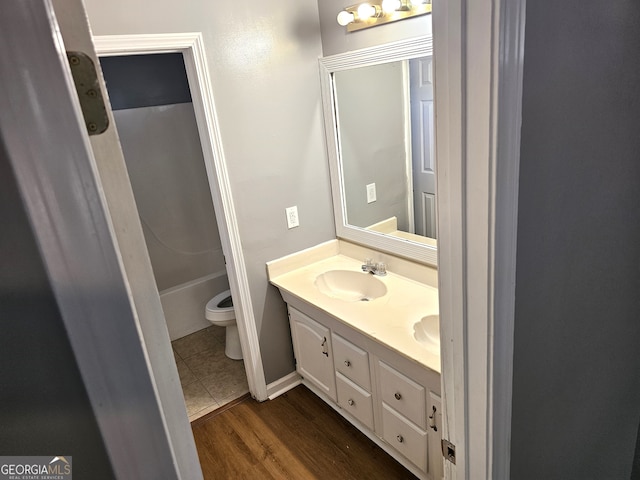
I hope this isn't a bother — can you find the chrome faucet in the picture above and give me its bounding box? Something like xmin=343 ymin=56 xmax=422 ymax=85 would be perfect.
xmin=361 ymin=259 xmax=387 ymax=276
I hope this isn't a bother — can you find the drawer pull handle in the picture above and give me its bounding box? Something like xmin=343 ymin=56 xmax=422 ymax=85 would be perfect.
xmin=344 ymin=360 xmax=351 ymax=367
xmin=429 ymin=405 xmax=438 ymax=432
xmin=321 ymin=337 xmax=328 ymax=357
xmin=347 ymin=399 xmax=354 ymax=406
xmin=394 ymin=392 xmax=402 ymax=400
xmin=396 ymin=435 xmax=404 ymax=443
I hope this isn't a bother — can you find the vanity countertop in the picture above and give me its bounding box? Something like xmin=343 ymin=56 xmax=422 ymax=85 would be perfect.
xmin=268 ymin=252 xmax=440 ymax=374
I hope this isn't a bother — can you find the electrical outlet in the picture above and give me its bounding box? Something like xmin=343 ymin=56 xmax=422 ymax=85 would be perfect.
xmin=366 ymin=183 xmax=377 ymax=203
xmin=285 ymin=206 xmax=299 ymax=229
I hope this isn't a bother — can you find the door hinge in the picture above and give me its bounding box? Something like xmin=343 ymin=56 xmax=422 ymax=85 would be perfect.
xmin=442 ymin=439 xmax=456 ymax=465
xmin=66 ymin=51 xmax=109 ymax=136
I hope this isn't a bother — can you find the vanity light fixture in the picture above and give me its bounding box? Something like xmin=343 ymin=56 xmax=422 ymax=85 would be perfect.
xmin=356 ymin=3 xmax=380 ymax=20
xmin=337 ymin=10 xmax=356 ymax=26
xmin=336 ymin=0 xmax=431 ymax=32
xmin=381 ymin=0 xmax=402 ymax=14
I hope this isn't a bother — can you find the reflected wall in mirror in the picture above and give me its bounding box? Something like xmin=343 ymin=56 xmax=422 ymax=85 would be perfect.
xmin=333 ymin=55 xmax=435 ymax=241
xmin=319 ymin=36 xmax=437 ymax=265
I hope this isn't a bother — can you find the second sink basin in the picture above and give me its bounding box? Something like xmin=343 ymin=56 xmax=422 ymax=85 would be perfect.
xmin=413 ymin=315 xmax=440 ymax=353
xmin=314 ymin=270 xmax=387 ymax=302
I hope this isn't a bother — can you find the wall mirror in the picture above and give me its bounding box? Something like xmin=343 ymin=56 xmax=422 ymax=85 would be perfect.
xmin=319 ymin=36 xmax=436 ymax=265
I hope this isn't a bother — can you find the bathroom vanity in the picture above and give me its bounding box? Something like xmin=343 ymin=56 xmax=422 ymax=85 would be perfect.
xmin=267 ymin=240 xmax=443 ymax=480
xmin=266 ymin=36 xmax=444 ymax=478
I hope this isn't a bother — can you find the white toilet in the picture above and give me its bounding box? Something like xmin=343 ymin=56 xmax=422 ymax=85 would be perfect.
xmin=205 ymin=290 xmax=243 ymax=360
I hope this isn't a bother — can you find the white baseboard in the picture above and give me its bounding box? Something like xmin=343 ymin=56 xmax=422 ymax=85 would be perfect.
xmin=266 ymin=371 xmax=302 ymax=400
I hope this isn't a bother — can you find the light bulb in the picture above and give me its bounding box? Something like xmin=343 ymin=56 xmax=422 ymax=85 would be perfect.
xmin=357 ymin=3 xmax=377 ymax=20
xmin=337 ymin=10 xmax=355 ymax=26
xmin=382 ymin=0 xmax=402 ymax=13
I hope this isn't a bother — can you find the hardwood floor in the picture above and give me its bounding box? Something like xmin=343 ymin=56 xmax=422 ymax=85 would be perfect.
xmin=192 ymin=385 xmax=418 ymax=479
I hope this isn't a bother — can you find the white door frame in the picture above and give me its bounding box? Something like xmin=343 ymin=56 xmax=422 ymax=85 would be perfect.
xmin=433 ymin=0 xmax=526 ymax=478
xmin=94 ymin=33 xmax=268 ymax=402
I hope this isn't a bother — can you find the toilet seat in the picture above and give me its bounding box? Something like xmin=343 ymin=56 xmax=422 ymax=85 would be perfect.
xmin=205 ymin=289 xmax=242 ymax=359
xmin=205 ymin=290 xmax=235 ymax=325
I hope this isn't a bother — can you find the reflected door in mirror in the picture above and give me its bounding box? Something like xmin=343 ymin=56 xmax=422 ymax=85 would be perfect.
xmin=410 ymin=57 xmax=436 ymax=239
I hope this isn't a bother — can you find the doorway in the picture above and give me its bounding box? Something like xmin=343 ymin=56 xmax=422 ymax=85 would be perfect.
xmin=94 ymin=33 xmax=268 ymax=405
xmin=99 ymin=51 xmax=249 ymax=420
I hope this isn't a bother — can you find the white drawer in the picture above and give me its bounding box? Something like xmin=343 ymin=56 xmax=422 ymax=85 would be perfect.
xmin=332 ymin=333 xmax=371 ymax=390
xmin=336 ymin=372 xmax=374 ymax=430
xmin=382 ymin=403 xmax=428 ymax=472
xmin=379 ymin=361 xmax=426 ymax=428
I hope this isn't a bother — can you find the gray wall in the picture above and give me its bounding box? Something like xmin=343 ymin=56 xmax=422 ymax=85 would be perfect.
xmin=114 ymin=103 xmax=225 ymax=292
xmin=83 ymin=0 xmax=335 ymax=383
xmin=335 ymin=61 xmax=410 ymax=231
xmin=0 ymin=141 xmax=114 ymax=479
xmin=511 ymin=1 xmax=640 ymax=478
xmin=317 ymin=0 xmax=431 ymax=56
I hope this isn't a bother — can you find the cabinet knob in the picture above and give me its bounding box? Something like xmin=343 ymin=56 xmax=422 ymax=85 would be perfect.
xmin=344 ymin=360 xmax=351 ymax=367
xmin=347 ymin=399 xmax=354 ymax=406
xmin=396 ymin=435 xmax=404 ymax=443
xmin=394 ymin=392 xmax=402 ymax=400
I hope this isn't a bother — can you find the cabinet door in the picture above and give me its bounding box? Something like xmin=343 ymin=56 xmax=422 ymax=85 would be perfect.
xmin=289 ymin=308 xmax=336 ymax=401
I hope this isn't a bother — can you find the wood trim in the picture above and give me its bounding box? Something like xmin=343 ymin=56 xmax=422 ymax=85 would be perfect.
xmin=319 ymin=36 xmax=438 ymax=266
xmin=267 ymin=371 xmax=303 ymax=400
xmin=94 ymin=33 xmax=268 ymax=402
xmin=320 ymin=36 xmax=433 ymax=71
xmin=433 ymin=0 xmax=525 ymax=478
xmin=93 ymin=32 xmax=200 ymax=55
xmin=432 ymin=0 xmax=466 ymax=476
xmin=489 ymin=0 xmax=526 ymax=478
xmin=402 ymin=60 xmax=415 ymax=234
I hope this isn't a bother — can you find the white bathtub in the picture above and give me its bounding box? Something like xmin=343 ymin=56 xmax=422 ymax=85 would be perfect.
xmin=159 ymin=271 xmax=229 ymax=341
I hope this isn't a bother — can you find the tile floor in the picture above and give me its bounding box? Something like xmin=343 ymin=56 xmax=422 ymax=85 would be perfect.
xmin=171 ymin=326 xmax=249 ymax=422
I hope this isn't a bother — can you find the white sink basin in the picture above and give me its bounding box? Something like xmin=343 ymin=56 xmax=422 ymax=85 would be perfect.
xmin=314 ymin=270 xmax=387 ymax=302
xmin=413 ymin=315 xmax=440 ymax=353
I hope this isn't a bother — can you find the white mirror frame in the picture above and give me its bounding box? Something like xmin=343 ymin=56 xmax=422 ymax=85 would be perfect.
xmin=319 ymin=36 xmax=435 ymax=266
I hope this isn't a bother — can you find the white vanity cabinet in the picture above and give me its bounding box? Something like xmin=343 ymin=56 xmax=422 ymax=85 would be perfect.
xmin=287 ymin=305 xmax=443 ymax=480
